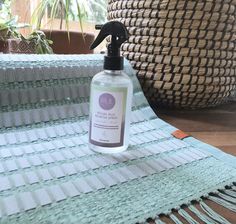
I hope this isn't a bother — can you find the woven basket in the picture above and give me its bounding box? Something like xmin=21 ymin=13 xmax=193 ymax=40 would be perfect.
xmin=122 ymin=44 xmax=235 ymax=60
xmin=127 ymin=27 xmax=235 ymax=41
xmin=108 ymin=0 xmax=236 ymax=108
xmin=132 ymin=62 xmax=236 ymax=77
xmin=137 ymin=71 xmax=236 ymax=85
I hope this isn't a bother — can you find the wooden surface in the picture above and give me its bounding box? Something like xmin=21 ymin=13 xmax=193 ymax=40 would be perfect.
xmin=156 ymin=101 xmax=236 ymax=157
xmin=149 ymin=101 xmax=236 ymax=224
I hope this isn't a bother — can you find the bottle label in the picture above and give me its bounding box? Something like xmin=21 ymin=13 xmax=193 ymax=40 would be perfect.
xmin=89 ymin=85 xmax=127 ymax=147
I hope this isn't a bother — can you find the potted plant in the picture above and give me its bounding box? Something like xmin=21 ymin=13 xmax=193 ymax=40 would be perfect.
xmin=22 ymin=31 xmax=53 ymax=54
xmin=0 ymin=0 xmax=53 ymax=54
xmin=32 ymin=0 xmax=107 ymax=54
xmin=0 ymin=21 xmax=53 ymax=54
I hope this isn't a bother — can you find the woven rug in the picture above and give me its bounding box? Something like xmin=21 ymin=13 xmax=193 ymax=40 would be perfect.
xmin=0 ymin=54 xmax=235 ymax=224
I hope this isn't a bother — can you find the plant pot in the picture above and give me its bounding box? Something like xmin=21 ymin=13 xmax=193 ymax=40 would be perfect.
xmin=0 ymin=39 xmax=36 ymax=54
xmin=42 ymin=30 xmax=95 ymax=54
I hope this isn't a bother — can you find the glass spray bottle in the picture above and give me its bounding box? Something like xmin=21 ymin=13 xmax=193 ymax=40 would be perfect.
xmin=89 ymin=21 xmax=133 ymax=154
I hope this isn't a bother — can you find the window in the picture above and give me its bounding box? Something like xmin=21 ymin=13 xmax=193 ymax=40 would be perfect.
xmin=11 ymin=0 xmax=108 ymax=34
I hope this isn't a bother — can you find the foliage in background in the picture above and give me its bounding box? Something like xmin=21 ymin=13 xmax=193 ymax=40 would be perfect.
xmin=0 ymin=0 xmax=53 ymax=54
xmin=32 ymin=0 xmax=107 ymax=31
xmin=0 ymin=17 xmax=22 ymax=41
xmin=24 ymin=31 xmax=53 ymax=54
xmin=0 ymin=0 xmax=11 ymax=19
xmin=0 ymin=0 xmax=25 ymax=41
xmin=72 ymin=0 xmax=107 ymax=23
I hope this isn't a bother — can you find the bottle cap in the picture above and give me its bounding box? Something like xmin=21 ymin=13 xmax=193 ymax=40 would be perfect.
xmin=90 ymin=21 xmax=129 ymax=70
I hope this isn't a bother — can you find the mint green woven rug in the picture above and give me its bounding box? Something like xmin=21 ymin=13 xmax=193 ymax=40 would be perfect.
xmin=0 ymin=54 xmax=235 ymax=224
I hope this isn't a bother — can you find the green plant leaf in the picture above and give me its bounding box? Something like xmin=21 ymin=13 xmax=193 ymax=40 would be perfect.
xmin=75 ymin=0 xmax=84 ymax=33
xmin=31 ymin=0 xmax=50 ymax=30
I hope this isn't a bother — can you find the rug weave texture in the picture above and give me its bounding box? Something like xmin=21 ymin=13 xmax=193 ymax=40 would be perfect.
xmin=0 ymin=54 xmax=235 ymax=224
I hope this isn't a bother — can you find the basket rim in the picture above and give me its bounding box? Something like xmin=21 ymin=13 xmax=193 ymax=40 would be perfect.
xmin=108 ymin=0 xmax=236 ymax=13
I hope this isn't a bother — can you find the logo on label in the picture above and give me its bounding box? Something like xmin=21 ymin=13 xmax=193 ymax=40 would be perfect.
xmin=99 ymin=93 xmax=115 ymax=110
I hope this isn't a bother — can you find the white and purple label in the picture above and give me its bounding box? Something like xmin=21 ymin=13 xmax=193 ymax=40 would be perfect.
xmin=99 ymin=93 xmax=116 ymax=110
xmin=89 ymin=85 xmax=127 ymax=147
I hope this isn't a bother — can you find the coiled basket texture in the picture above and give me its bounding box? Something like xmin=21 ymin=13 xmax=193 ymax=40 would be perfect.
xmin=108 ymin=0 xmax=236 ymax=109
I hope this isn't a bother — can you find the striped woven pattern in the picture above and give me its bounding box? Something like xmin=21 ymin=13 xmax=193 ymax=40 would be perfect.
xmin=0 ymin=55 xmax=236 ymax=224
xmin=108 ymin=0 xmax=236 ymax=108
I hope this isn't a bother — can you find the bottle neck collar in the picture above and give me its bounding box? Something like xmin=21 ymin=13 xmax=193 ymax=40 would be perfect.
xmin=104 ymin=70 xmax=122 ymax=75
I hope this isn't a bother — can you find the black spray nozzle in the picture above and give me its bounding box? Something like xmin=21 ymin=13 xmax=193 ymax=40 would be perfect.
xmin=90 ymin=21 xmax=129 ymax=70
xmin=95 ymin=24 xmax=103 ymax=30
xmin=90 ymin=21 xmax=129 ymax=54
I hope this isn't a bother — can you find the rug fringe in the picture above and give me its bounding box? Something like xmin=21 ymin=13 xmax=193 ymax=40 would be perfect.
xmin=209 ymin=195 xmax=236 ymax=212
xmin=224 ymin=189 xmax=236 ymax=198
xmin=218 ymin=192 xmax=236 ymax=204
xmin=151 ymin=185 xmax=236 ymax=224
xmin=178 ymin=208 xmax=199 ymax=224
xmin=199 ymin=200 xmax=231 ymax=224
xmin=188 ymin=205 xmax=218 ymax=224
xmin=155 ymin=218 xmax=166 ymax=224
xmin=169 ymin=214 xmax=184 ymax=224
